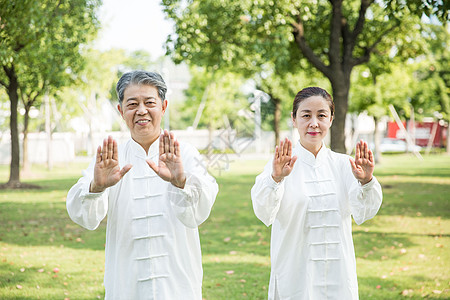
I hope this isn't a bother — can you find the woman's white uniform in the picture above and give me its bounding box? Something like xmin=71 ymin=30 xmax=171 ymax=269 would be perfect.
xmin=251 ymin=141 xmax=382 ymax=300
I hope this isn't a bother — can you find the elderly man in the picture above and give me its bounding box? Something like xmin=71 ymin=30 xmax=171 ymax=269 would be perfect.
xmin=67 ymin=71 xmax=218 ymax=299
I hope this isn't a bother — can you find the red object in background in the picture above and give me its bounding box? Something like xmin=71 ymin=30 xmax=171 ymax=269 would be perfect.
xmin=386 ymin=121 xmax=404 ymax=139
xmin=386 ymin=121 xmax=447 ymax=147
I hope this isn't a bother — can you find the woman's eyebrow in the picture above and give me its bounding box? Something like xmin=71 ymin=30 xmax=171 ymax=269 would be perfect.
xmin=300 ymin=109 xmax=328 ymax=112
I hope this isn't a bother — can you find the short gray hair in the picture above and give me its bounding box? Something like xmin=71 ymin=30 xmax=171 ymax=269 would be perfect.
xmin=116 ymin=71 xmax=167 ymax=104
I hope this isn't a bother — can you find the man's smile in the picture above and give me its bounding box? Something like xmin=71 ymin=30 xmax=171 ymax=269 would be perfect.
xmin=136 ymin=119 xmax=151 ymax=125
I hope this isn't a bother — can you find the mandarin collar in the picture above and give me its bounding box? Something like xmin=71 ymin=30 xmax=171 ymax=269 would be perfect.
xmin=130 ymin=135 xmax=160 ymax=159
xmin=294 ymin=140 xmax=328 ymax=167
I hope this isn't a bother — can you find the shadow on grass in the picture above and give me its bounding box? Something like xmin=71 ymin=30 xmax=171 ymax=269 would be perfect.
xmin=202 ymin=260 xmax=270 ymax=300
xmin=0 ymin=200 xmax=106 ymax=251
xmin=0 ymin=171 xmax=106 ymax=251
xmin=1 ymin=173 xmax=265 ymax=254
xmin=376 ymin=154 xmax=450 ymax=179
xmin=378 ymin=181 xmax=450 ymax=218
xmin=200 ymin=174 xmax=271 ymax=257
xmin=353 ymin=230 xmax=416 ymax=260
xmin=376 ymin=167 xmax=450 ymax=178
xmin=9 ymin=178 xmax=80 ymax=193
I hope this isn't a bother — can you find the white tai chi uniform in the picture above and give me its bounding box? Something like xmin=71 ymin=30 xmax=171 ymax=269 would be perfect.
xmin=67 ymin=138 xmax=218 ymax=299
xmin=251 ymin=141 xmax=382 ymax=300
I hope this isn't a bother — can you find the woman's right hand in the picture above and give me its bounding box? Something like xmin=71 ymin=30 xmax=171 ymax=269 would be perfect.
xmin=271 ymin=137 xmax=297 ymax=183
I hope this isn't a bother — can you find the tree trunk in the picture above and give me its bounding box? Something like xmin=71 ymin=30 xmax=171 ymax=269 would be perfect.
xmin=330 ymin=78 xmax=350 ymax=154
xmin=1 ymin=65 xmax=39 ymax=189
xmin=22 ymin=105 xmax=31 ymax=173
xmin=373 ymin=116 xmax=381 ymax=164
xmin=45 ymin=93 xmax=53 ymax=170
xmin=273 ymin=97 xmax=281 ymax=146
xmin=6 ymin=66 xmax=21 ymax=185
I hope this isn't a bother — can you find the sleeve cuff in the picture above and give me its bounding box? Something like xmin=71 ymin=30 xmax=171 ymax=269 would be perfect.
xmin=360 ymin=176 xmax=377 ymax=189
xmin=81 ymin=182 xmax=106 ymax=199
xmin=168 ymin=173 xmax=196 ymax=198
xmin=267 ymin=174 xmax=284 ymax=188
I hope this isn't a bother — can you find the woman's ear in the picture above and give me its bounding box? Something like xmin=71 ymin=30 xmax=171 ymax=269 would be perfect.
xmin=291 ymin=112 xmax=297 ymax=128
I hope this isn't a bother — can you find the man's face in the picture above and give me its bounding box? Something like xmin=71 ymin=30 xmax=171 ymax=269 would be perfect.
xmin=118 ymin=84 xmax=167 ymax=148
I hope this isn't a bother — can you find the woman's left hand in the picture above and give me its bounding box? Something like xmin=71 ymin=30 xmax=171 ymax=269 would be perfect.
xmin=349 ymin=140 xmax=374 ymax=185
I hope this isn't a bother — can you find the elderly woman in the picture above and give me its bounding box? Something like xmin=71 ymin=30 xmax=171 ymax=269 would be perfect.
xmin=251 ymin=87 xmax=382 ymax=300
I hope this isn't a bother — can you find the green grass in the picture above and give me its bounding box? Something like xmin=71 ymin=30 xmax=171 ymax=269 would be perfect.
xmin=0 ymin=153 xmax=449 ymax=299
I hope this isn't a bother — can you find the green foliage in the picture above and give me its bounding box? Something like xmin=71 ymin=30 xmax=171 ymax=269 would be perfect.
xmin=163 ymin=0 xmax=294 ymax=74
xmin=22 ymin=48 xmax=130 ymax=133
xmin=109 ymin=50 xmax=157 ymax=103
xmin=385 ymin=0 xmax=449 ymax=22
xmin=0 ymin=0 xmax=101 ymax=92
xmin=350 ymin=22 xmax=450 ymax=122
xmin=121 ymin=50 xmax=155 ymax=72
xmin=162 ymin=0 xmax=433 ymax=75
xmin=162 ymin=0 xmax=442 ymax=153
xmin=350 ymin=63 xmax=416 ymax=119
xmin=258 ymin=70 xmax=330 ymax=131
xmin=162 ymin=0 xmax=329 ymax=75
xmin=173 ymin=67 xmax=251 ymax=131
xmin=411 ymin=24 xmax=450 ymax=121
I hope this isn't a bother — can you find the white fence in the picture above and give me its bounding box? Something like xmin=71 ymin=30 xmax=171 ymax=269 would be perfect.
xmin=0 ymin=132 xmax=75 ymax=165
xmin=0 ymin=112 xmax=379 ymax=165
xmin=0 ymin=129 xmax=290 ymax=165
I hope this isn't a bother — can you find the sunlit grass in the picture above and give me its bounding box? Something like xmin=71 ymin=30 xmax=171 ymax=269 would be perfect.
xmin=0 ymin=153 xmax=449 ymax=299
xmin=355 ymin=154 xmax=449 ymax=299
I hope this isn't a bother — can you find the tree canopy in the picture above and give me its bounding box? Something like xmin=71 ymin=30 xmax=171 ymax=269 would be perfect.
xmin=162 ymin=0 xmax=446 ymax=153
xmin=0 ymin=0 xmax=101 ymax=188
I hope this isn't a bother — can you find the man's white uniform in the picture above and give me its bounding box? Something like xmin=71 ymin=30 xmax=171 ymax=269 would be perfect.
xmin=67 ymin=138 xmax=218 ymax=299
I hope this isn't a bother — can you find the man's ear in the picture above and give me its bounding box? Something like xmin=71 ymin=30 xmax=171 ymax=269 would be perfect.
xmin=117 ymin=104 xmax=124 ymax=118
xmin=162 ymin=99 xmax=168 ymax=113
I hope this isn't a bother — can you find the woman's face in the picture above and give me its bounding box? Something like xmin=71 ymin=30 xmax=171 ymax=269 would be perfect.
xmin=292 ymin=95 xmax=333 ymax=155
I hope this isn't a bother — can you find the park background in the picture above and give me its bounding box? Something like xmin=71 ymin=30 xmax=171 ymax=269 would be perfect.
xmin=0 ymin=0 xmax=449 ymax=299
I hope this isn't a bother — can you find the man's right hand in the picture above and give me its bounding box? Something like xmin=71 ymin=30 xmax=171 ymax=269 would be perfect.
xmin=90 ymin=136 xmax=132 ymax=193
xmin=271 ymin=137 xmax=297 ymax=183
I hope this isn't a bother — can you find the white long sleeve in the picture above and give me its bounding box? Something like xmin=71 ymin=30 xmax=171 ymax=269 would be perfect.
xmin=347 ymin=176 xmax=383 ymax=225
xmin=339 ymin=154 xmax=382 ymax=225
xmin=66 ymin=159 xmax=109 ymax=230
xmin=251 ymin=159 xmax=285 ymax=226
xmin=168 ymin=144 xmax=218 ymax=228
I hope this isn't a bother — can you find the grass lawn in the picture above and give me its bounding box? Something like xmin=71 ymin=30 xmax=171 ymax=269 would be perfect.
xmin=0 ymin=153 xmax=449 ymax=299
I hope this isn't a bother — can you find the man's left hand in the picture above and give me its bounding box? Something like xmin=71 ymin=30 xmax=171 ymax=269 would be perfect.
xmin=147 ymin=130 xmax=186 ymax=189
